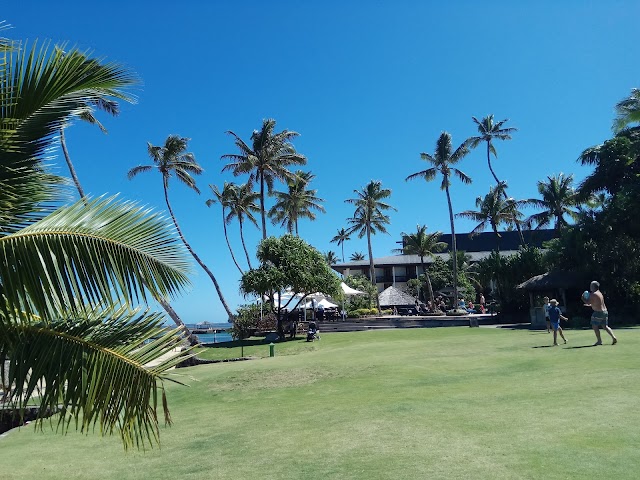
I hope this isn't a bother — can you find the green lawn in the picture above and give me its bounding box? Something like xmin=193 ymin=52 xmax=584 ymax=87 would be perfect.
xmin=2 ymin=326 xmax=640 ymax=479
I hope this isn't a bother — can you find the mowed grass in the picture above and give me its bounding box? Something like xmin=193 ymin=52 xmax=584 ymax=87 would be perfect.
xmin=2 ymin=326 xmax=640 ymax=480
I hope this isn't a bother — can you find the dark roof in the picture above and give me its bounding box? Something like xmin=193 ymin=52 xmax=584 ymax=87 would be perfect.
xmin=378 ymin=286 xmax=417 ymax=307
xmin=404 ymin=229 xmax=557 ymax=253
xmin=516 ymin=271 xmax=583 ymax=290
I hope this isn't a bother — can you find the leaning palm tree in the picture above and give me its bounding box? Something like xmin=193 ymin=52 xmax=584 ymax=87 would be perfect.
xmin=206 ymin=182 xmax=243 ymax=274
xmin=128 ymin=135 xmax=234 ymax=319
xmin=457 ymin=182 xmax=525 ymax=251
xmin=330 ymin=227 xmax=351 ymax=262
xmin=221 ymin=119 xmax=307 ymax=239
xmin=350 ymin=252 xmax=366 ymax=261
xmin=393 ymin=225 xmax=446 ymax=305
xmin=1 ymin=36 xmax=192 ymax=448
xmin=406 ymin=132 xmax=472 ymax=309
xmin=225 ymin=182 xmax=260 ymax=269
xmin=613 ymin=88 xmax=640 ymax=132
xmin=268 ymin=170 xmax=325 ymax=235
xmin=345 ymin=180 xmax=396 ymax=312
xmin=524 ymin=173 xmax=580 ymax=231
xmin=60 ymin=99 xmax=128 ymax=199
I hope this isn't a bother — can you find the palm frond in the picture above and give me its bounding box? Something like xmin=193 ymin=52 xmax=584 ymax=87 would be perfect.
xmin=0 ymin=306 xmax=195 ymax=449
xmin=0 ymin=196 xmax=192 ymax=322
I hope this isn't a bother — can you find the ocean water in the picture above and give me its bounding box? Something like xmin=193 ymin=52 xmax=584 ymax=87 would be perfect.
xmin=185 ymin=323 xmax=233 ymax=344
xmin=195 ymin=332 xmax=233 ymax=344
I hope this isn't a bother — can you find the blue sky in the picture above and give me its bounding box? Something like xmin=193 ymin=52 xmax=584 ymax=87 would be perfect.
xmin=6 ymin=1 xmax=639 ymax=323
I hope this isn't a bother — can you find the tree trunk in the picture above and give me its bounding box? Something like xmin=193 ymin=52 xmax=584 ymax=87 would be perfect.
xmin=366 ymin=227 xmax=381 ymax=312
xmin=259 ymin=173 xmax=267 ymax=240
xmin=487 ymin=140 xmax=525 ymax=245
xmin=445 ymin=181 xmax=459 ymax=310
xmin=222 ymin=207 xmax=243 ymax=274
xmin=163 ymin=186 xmax=235 ymax=320
xmin=239 ymin=218 xmax=253 ymax=269
xmin=155 ymin=295 xmax=199 ymax=346
xmin=60 ymin=127 xmax=86 ymax=200
xmin=421 ymin=257 xmax=435 ymax=306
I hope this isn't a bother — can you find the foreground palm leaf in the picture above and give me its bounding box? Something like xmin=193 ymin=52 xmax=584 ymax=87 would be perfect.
xmin=0 ymin=196 xmax=192 ymax=322
xmin=0 ymin=307 xmax=195 ymax=450
xmin=0 ymin=31 xmax=194 ymax=449
xmin=0 ymin=40 xmax=138 ymax=234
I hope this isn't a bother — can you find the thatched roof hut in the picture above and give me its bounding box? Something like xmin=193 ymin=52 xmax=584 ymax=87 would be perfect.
xmin=517 ymin=271 xmax=584 ymax=326
xmin=378 ymin=286 xmax=417 ymax=308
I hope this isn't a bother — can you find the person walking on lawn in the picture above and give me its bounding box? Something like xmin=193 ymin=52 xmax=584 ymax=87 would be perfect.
xmin=548 ymin=299 xmax=568 ymax=346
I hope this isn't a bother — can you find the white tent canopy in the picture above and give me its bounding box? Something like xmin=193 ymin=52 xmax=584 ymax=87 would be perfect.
xmin=303 ymin=298 xmax=338 ymax=309
xmin=341 ymin=282 xmax=366 ymax=296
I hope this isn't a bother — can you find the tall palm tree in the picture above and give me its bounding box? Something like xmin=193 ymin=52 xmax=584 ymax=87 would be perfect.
xmin=1 ymin=37 xmax=191 ymax=448
xmin=345 ymin=180 xmax=396 ymax=312
xmin=406 ymin=132 xmax=472 ymax=309
xmin=324 ymin=250 xmax=339 ymax=266
xmin=221 ymin=119 xmax=307 ymax=239
xmin=226 ymin=182 xmax=260 ymax=269
xmin=524 ymin=173 xmax=580 ymax=231
xmin=268 ymin=170 xmax=325 ymax=235
xmin=467 ymin=115 xmax=525 ymax=244
xmin=467 ymin=115 xmax=517 ymax=186
xmin=128 ymin=135 xmax=234 ymax=319
xmin=330 ymin=227 xmax=351 ymax=262
xmin=350 ymin=252 xmax=366 ymax=261
xmin=457 ymin=182 xmax=525 ymax=251
xmin=393 ymin=225 xmax=446 ymax=305
xmin=206 ymin=182 xmax=243 ymax=274
xmin=613 ymin=88 xmax=640 ymax=132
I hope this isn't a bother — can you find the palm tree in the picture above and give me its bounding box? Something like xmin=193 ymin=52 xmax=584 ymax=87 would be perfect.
xmin=221 ymin=119 xmax=307 ymax=239
xmin=346 ymin=180 xmax=396 ymax=312
xmin=613 ymin=88 xmax=640 ymax=132
xmin=128 ymin=135 xmax=234 ymax=319
xmin=206 ymin=182 xmax=243 ymax=274
xmin=268 ymin=170 xmax=325 ymax=235
xmin=350 ymin=252 xmax=366 ymax=261
xmin=393 ymin=225 xmax=446 ymax=305
xmin=467 ymin=115 xmax=517 ymax=186
xmin=524 ymin=173 xmax=580 ymax=231
xmin=226 ymin=182 xmax=260 ymax=269
xmin=467 ymin=115 xmax=525 ymax=244
xmin=457 ymin=182 xmax=525 ymax=251
xmin=324 ymin=250 xmax=339 ymax=266
xmin=60 ymin=99 xmax=129 ymax=200
xmin=406 ymin=132 xmax=472 ymax=310
xmin=1 ymin=37 xmax=191 ymax=448
xmin=330 ymin=228 xmax=351 ymax=262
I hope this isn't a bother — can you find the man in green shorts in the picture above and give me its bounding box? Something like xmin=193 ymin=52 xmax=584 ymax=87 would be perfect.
xmin=584 ymin=281 xmax=617 ymax=346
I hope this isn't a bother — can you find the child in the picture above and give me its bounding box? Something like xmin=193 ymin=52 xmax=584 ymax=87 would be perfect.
xmin=543 ymin=296 xmax=551 ymax=333
xmin=548 ymin=299 xmax=568 ymax=345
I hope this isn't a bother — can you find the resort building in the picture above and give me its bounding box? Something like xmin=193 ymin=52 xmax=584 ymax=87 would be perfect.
xmin=331 ymin=229 xmax=556 ymax=293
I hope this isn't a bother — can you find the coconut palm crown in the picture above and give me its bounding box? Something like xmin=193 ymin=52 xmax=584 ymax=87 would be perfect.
xmin=221 ymin=119 xmax=307 ymax=239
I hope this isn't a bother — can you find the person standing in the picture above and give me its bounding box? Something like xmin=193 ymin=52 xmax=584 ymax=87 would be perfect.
xmin=548 ymin=299 xmax=568 ymax=346
xmin=543 ymin=296 xmax=551 ymax=333
xmin=479 ymin=293 xmax=486 ymax=314
xmin=584 ymin=281 xmax=617 ymax=346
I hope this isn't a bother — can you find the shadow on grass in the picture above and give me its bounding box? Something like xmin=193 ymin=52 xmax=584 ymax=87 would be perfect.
xmin=564 ymin=344 xmax=601 ymax=349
